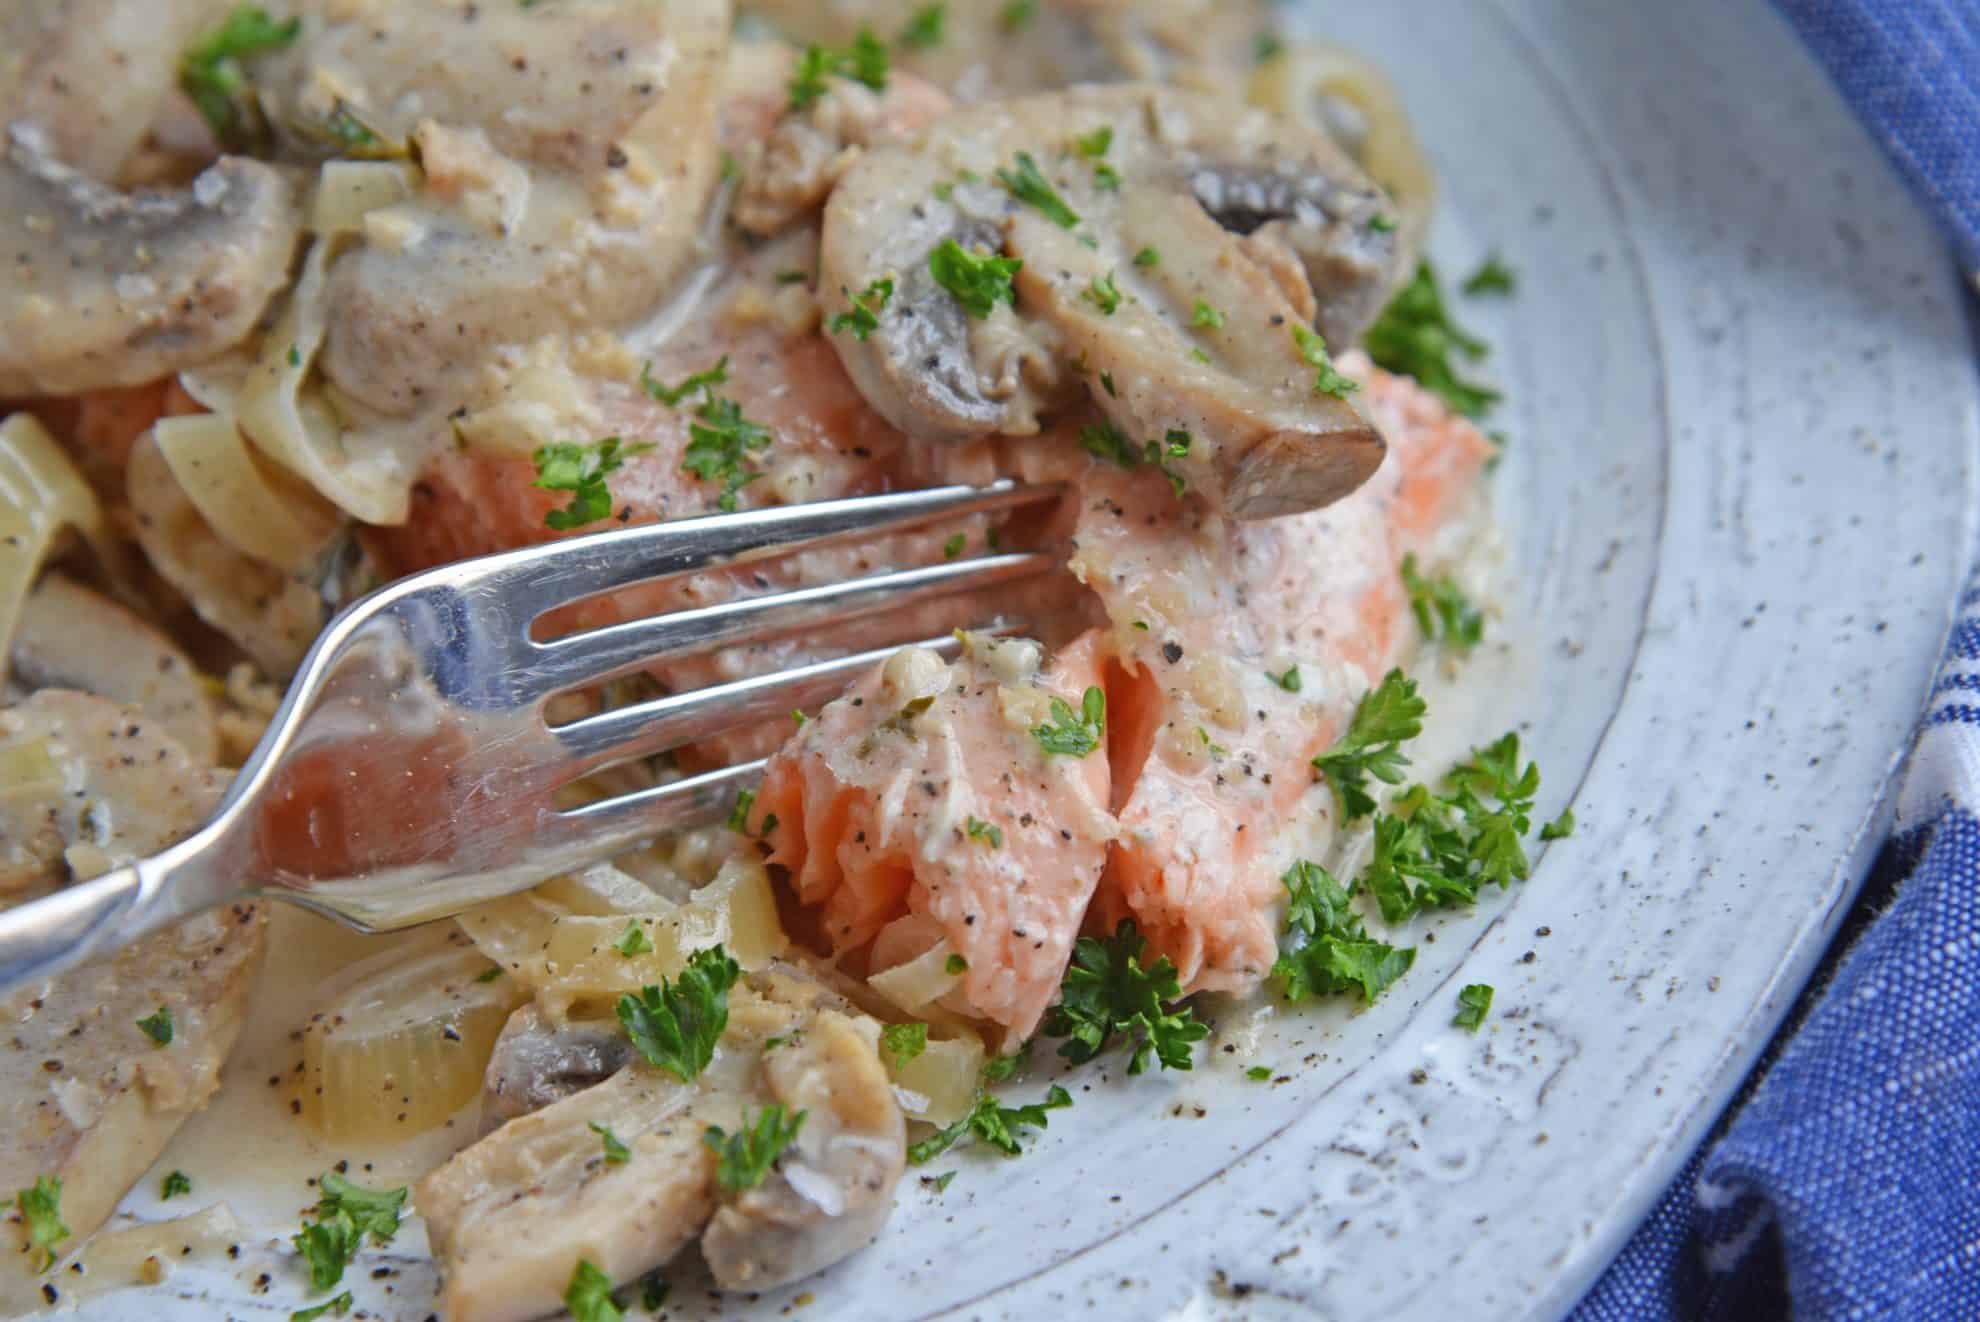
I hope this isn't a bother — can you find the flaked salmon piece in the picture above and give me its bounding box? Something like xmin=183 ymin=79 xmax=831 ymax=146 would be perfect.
xmin=752 ymin=631 xmax=1114 ymax=1045
xmin=1089 ymin=353 xmax=1496 ymax=994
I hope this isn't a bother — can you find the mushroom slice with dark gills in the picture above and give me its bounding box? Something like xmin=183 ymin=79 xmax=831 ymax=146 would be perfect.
xmin=819 ymin=84 xmax=1406 ymax=518
xmin=417 ymin=966 xmax=905 ymax=1322
xmin=0 ymin=121 xmax=299 ymax=398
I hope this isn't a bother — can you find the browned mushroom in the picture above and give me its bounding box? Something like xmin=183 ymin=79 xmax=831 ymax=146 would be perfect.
xmin=819 ymin=84 xmax=1409 ymax=518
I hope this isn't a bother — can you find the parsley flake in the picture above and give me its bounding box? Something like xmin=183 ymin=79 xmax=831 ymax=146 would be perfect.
xmin=996 ymin=152 xmax=1079 ymax=228
xmin=929 ymin=239 xmax=1022 ymax=318
xmin=1132 ymin=247 xmax=1160 ymax=268
xmin=1360 ymin=732 xmax=1541 ymax=923
xmin=179 ymin=6 xmax=300 ymax=150
xmin=908 ymin=1084 xmax=1071 ymax=1164
xmin=136 ymin=1005 xmax=174 ymax=1046
xmin=1043 ymin=919 xmax=1208 ymax=1073
xmin=945 ymin=953 xmax=969 ymax=976
xmin=1001 ymin=0 xmax=1038 ymax=29
xmin=615 ymin=945 xmax=741 ymax=1082
xmin=590 ymin=1122 xmax=632 ymax=1165
xmin=1401 ymin=553 xmax=1484 ymax=654
xmin=1081 ymin=271 xmax=1122 ymax=315
xmin=1247 ymin=1065 xmax=1273 ymax=1081
xmin=1453 ymin=983 xmax=1494 ymax=1030
xmin=564 ymin=1259 xmax=622 ymax=1322
xmin=292 ymin=1173 xmax=407 ymax=1292
xmin=1541 ymin=807 xmax=1576 ymax=841
xmin=1463 ymin=254 xmax=1517 ymax=296
xmin=964 ymin=815 xmax=1003 ymax=848
xmin=613 ymin=922 xmax=653 ymax=957
xmin=899 ymin=4 xmax=945 ymax=49
xmin=1031 ymin=685 xmax=1105 ymax=757
xmin=1311 ymin=669 xmax=1425 ymax=821
xmin=944 ymin=532 xmax=966 ymax=558
xmin=1291 ymin=324 xmax=1360 ymax=399
xmin=881 ymin=1022 xmax=929 ymax=1069
xmin=161 ymin=1170 xmax=192 ymax=1200
xmin=829 ymin=277 xmax=894 ymax=341
xmin=1255 ymin=32 xmax=1286 ymax=63
xmin=291 ymin=1292 xmax=354 ymax=1322
xmin=1270 ymin=860 xmax=1415 ymax=1004
xmin=1191 ymin=300 xmax=1225 ymax=329
xmin=532 ymin=437 xmax=654 ymax=530
xmin=640 ymin=356 xmax=729 ymax=407
xmin=1269 ymin=664 xmax=1302 ymax=693
xmin=474 ymin=967 xmax=504 ymax=984
xmin=681 ymin=394 xmax=775 ymax=512
xmin=789 ymin=31 xmax=888 ymax=110
xmin=14 ymin=1176 xmax=67 ymax=1272
xmin=1365 ymin=261 xmax=1501 ymax=418
xmin=1073 ymin=126 xmax=1113 ymax=157
xmin=704 ymin=1104 xmax=806 ymax=1193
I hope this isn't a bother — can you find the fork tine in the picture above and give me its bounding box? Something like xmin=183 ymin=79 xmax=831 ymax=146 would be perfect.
xmin=474 ymin=481 xmax=1060 ymax=615
xmin=546 ymin=759 xmax=768 ymax=856
xmin=550 ymin=627 xmax=1000 ymax=774
xmin=523 ymin=551 xmax=1055 ymax=697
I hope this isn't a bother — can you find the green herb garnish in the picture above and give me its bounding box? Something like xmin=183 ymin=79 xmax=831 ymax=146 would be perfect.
xmin=899 ymin=4 xmax=945 ymax=49
xmin=906 ymin=1085 xmax=1071 ymax=1163
xmin=292 ymin=1174 xmax=407 ymax=1292
xmin=1401 ymin=553 xmax=1484 ymax=654
xmin=929 ymin=240 xmax=1022 ymax=318
xmin=1081 ymin=271 xmax=1122 ymax=315
xmin=704 ymin=1104 xmax=806 ymax=1193
xmin=290 ymin=1292 xmax=355 ymax=1322
xmin=1453 ymin=983 xmax=1494 ymax=1030
xmin=1043 ymin=919 xmax=1208 ymax=1073
xmin=829 ymin=277 xmax=894 ymax=340
xmin=996 ymin=152 xmax=1079 ymax=228
xmin=614 ymin=945 xmax=742 ymax=1082
xmin=161 ymin=1170 xmax=192 ymax=1200
xmin=881 ymin=1022 xmax=930 ymax=1069
xmin=532 ymin=437 xmax=654 ymax=530
xmin=1364 ymin=261 xmax=1501 ymax=418
xmin=1291 ymin=324 xmax=1360 ymax=399
xmin=1270 ymin=860 xmax=1415 ymax=1004
xmin=964 ymin=815 xmax=1002 ymax=848
xmin=1031 ymin=685 xmax=1106 ymax=757
xmin=14 ymin=1176 xmax=67 ymax=1272
xmin=563 ymin=1259 xmax=622 ymax=1322
xmin=589 ymin=1122 xmax=632 ymax=1165
xmin=1191 ymin=300 xmax=1225 ymax=329
xmin=1311 ymin=669 xmax=1425 ymax=821
xmin=1462 ymin=255 xmax=1517 ymax=296
xmin=136 ymin=1006 xmax=174 ymax=1046
xmin=179 ymin=6 xmax=300 ymax=149
xmin=613 ymin=922 xmax=653 ymax=957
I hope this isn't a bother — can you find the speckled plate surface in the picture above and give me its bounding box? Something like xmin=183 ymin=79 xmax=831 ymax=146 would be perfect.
xmin=78 ymin=1 xmax=1980 ymax=1319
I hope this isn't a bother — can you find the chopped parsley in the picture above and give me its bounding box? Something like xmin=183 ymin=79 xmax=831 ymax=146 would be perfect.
xmin=1311 ymin=669 xmax=1425 ymax=821
xmin=1370 ymin=213 xmax=1398 ymax=233
xmin=1246 ymin=1065 xmax=1273 ymax=1081
xmin=1364 ymin=261 xmax=1501 ymax=418
xmin=1191 ymin=300 xmax=1225 ymax=329
xmin=532 ymin=437 xmax=654 ymax=530
xmin=1001 ymin=0 xmax=1038 ymax=29
xmin=964 ymin=815 xmax=1003 ymax=848
xmin=612 ymin=921 xmax=653 ymax=957
xmin=474 ymin=966 xmax=504 ymax=984
xmin=136 ymin=1005 xmax=174 ymax=1046
xmin=292 ymin=1174 xmax=407 ymax=1292
xmin=1255 ymin=32 xmax=1286 ymax=63
xmin=640 ymin=356 xmax=728 ymax=407
xmin=1079 ymin=422 xmax=1190 ymax=496
xmin=1073 ymin=126 xmax=1113 ymax=157
xmin=944 ymin=532 xmax=966 ymax=558
xmin=945 ymin=953 xmax=969 ymax=976
xmin=1361 ymin=732 xmax=1540 ymax=922
xmin=1462 ymin=254 xmax=1517 ymax=296
xmin=15 ymin=1176 xmax=67 ymax=1272
xmin=179 ymin=6 xmax=300 ymax=149
xmin=906 ymin=1084 xmax=1072 ymax=1164
xmin=829 ymin=276 xmax=894 ymax=341
xmin=291 ymin=1293 xmax=354 ymax=1322
xmin=1132 ymin=246 xmax=1160 ymax=268
xmin=614 ymin=945 xmax=741 ymax=1083
xmin=899 ymin=4 xmax=946 ymax=49
xmin=996 ymin=152 xmax=1080 ymax=228
xmin=641 ymin=1274 xmax=671 ymax=1311
xmin=1541 ymin=807 xmax=1576 ymax=841
xmin=1099 ymin=369 xmax=1117 ymax=397
xmin=1044 ymin=919 xmax=1208 ymax=1073
xmin=789 ymin=31 xmax=889 ymax=110
xmin=161 ymin=1170 xmax=192 ymax=1200
xmin=727 ymin=788 xmax=756 ymax=835
xmin=1291 ymin=325 xmax=1360 ymax=399
xmin=1093 ymin=162 xmax=1120 ymax=191
xmin=881 ymin=1022 xmax=930 ymax=1069
xmin=774 ymin=269 xmax=809 ymax=285
xmin=928 ymin=1170 xmax=959 ymax=1193
xmin=1270 ymin=861 xmax=1415 ymax=1004
xmin=1453 ymin=983 xmax=1495 ymax=1030
xmin=1031 ymin=685 xmax=1106 ymax=757
xmin=682 ymin=394 xmax=775 ymax=513
xmin=564 ymin=1259 xmax=622 ymax=1322
xmin=929 ymin=240 xmax=1022 ymax=319
xmin=704 ymin=1104 xmax=807 ymax=1193
xmin=589 ymin=1122 xmax=632 ymax=1165
xmin=1269 ymin=664 xmax=1302 ymax=692
xmin=981 ymin=1043 xmax=1028 ymax=1083
xmin=1401 ymin=553 xmax=1484 ymax=654
xmin=1081 ymin=271 xmax=1123 ymax=315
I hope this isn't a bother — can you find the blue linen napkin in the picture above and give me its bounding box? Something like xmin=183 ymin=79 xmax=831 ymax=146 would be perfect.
xmin=1569 ymin=585 xmax=1980 ymax=1322
xmin=1769 ymin=0 xmax=1980 ymax=274
xmin=1565 ymin=11 xmax=1980 ymax=1316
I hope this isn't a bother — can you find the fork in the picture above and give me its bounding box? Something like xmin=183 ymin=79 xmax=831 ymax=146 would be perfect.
xmin=0 ymin=481 xmax=1060 ymax=995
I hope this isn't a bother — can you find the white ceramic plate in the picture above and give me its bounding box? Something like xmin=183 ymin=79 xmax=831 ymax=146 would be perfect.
xmin=73 ymin=0 xmax=1980 ymax=1318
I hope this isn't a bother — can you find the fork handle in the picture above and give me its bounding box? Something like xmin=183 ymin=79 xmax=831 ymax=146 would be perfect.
xmin=0 ymin=858 xmax=178 ymax=996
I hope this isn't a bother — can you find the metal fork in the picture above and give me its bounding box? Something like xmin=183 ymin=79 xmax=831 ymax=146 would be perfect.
xmin=0 ymin=481 xmax=1060 ymax=995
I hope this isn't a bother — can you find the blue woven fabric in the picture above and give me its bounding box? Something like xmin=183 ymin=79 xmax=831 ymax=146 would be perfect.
xmin=1768 ymin=0 xmax=1980 ymax=272
xmin=1571 ymin=578 xmax=1980 ymax=1319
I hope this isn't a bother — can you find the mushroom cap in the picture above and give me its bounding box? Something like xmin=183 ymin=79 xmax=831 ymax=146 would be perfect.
xmin=820 ymin=82 xmax=1404 ymax=517
xmin=0 ymin=122 xmax=300 ymax=397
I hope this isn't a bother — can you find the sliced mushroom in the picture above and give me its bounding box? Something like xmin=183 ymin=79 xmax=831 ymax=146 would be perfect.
xmin=0 ymin=0 xmax=227 ymax=183
xmin=9 ymin=574 xmax=218 ymax=765
xmin=247 ymin=0 xmax=729 ymax=417
xmin=0 ymin=121 xmax=299 ymax=398
xmin=820 ymin=83 xmax=1405 ymax=517
xmin=417 ymin=967 xmax=905 ymax=1322
xmin=0 ymin=691 xmax=264 ymax=1304
xmin=481 ymin=1005 xmax=635 ymax=1125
